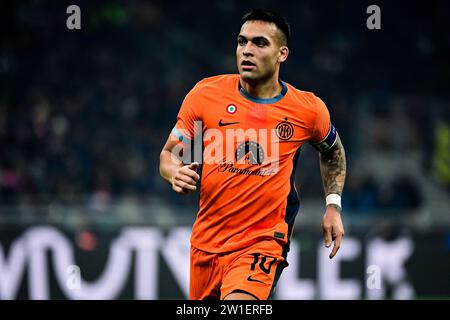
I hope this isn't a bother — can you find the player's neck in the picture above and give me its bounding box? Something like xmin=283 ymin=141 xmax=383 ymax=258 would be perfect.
xmin=239 ymin=77 xmax=282 ymax=99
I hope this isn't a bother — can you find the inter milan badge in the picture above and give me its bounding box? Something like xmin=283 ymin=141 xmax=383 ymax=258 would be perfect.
xmin=226 ymin=104 xmax=237 ymax=114
xmin=276 ymin=118 xmax=294 ymax=140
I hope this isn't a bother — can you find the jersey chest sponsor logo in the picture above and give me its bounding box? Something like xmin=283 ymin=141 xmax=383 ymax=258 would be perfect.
xmin=217 ymin=140 xmax=277 ymax=177
xmin=235 ymin=141 xmax=265 ymax=165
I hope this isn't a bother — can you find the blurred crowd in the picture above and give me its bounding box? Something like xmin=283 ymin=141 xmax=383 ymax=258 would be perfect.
xmin=0 ymin=1 xmax=449 ymax=217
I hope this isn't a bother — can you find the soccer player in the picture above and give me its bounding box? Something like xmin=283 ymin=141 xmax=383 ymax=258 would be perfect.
xmin=159 ymin=9 xmax=346 ymax=300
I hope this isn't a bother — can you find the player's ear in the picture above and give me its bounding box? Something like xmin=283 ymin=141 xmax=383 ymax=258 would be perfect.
xmin=278 ymin=46 xmax=289 ymax=63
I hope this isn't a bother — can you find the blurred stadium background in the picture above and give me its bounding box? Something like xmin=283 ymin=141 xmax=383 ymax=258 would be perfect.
xmin=0 ymin=0 xmax=449 ymax=299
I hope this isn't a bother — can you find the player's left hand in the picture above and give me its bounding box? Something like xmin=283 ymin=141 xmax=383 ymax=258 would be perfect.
xmin=321 ymin=205 xmax=345 ymax=259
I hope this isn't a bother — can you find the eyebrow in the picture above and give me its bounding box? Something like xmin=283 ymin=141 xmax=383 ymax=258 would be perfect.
xmin=237 ymin=35 xmax=271 ymax=44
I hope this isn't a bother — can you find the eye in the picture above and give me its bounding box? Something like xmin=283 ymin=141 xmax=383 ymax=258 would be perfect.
xmin=237 ymin=37 xmax=246 ymax=46
xmin=254 ymin=39 xmax=268 ymax=47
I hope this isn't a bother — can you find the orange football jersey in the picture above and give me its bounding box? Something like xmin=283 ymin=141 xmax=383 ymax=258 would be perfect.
xmin=172 ymin=74 xmax=337 ymax=253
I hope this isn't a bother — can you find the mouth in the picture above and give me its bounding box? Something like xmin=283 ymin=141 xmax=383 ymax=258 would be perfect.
xmin=241 ymin=60 xmax=256 ymax=71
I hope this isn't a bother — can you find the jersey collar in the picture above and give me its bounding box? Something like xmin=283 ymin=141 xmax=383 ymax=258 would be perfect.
xmin=239 ymin=80 xmax=288 ymax=104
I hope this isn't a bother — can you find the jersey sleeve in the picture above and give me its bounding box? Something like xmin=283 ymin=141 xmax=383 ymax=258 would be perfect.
xmin=309 ymin=96 xmax=338 ymax=152
xmin=171 ymin=84 xmax=203 ymax=144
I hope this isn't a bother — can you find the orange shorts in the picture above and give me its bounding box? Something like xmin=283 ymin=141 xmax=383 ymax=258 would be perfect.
xmin=189 ymin=239 xmax=288 ymax=300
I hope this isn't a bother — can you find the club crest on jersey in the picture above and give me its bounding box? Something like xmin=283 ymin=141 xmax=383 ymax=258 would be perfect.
xmin=276 ymin=118 xmax=294 ymax=140
xmin=226 ymin=104 xmax=237 ymax=114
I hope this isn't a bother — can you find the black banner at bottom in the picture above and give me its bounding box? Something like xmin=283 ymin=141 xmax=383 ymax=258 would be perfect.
xmin=0 ymin=300 xmax=447 ymax=319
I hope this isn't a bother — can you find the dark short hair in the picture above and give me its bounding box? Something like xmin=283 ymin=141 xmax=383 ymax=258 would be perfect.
xmin=242 ymin=9 xmax=291 ymax=46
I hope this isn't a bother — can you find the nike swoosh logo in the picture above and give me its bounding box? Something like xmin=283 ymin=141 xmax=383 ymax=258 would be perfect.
xmin=247 ymin=275 xmax=266 ymax=284
xmin=219 ymin=120 xmax=240 ymax=127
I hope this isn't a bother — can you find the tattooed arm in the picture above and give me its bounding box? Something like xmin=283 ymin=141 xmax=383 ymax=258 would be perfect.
xmin=319 ymin=133 xmax=346 ymax=259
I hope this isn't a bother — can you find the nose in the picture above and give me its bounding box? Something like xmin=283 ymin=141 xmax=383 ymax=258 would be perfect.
xmin=242 ymin=50 xmax=253 ymax=57
xmin=242 ymin=42 xmax=254 ymax=57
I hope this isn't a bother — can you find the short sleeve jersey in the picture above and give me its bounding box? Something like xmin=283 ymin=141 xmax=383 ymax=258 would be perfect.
xmin=172 ymin=74 xmax=337 ymax=253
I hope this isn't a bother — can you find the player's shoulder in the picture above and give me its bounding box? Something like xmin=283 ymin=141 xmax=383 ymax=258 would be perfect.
xmin=284 ymin=81 xmax=322 ymax=107
xmin=182 ymin=75 xmax=236 ymax=108
xmin=193 ymin=74 xmax=238 ymax=92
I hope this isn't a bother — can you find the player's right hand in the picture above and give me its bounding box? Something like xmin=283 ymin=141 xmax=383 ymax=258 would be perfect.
xmin=171 ymin=162 xmax=200 ymax=194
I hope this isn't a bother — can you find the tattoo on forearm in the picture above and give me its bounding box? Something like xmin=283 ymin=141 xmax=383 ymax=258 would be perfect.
xmin=319 ymin=135 xmax=346 ymax=197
